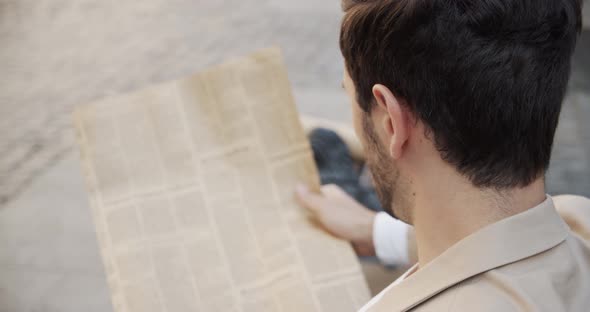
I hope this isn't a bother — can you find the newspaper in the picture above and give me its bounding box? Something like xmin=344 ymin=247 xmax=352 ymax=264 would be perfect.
xmin=73 ymin=48 xmax=371 ymax=312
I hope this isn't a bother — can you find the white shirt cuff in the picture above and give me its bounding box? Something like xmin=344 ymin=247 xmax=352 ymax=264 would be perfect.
xmin=373 ymin=212 xmax=411 ymax=266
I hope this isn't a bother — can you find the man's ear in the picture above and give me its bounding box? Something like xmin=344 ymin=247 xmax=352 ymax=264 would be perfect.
xmin=372 ymin=84 xmax=410 ymax=159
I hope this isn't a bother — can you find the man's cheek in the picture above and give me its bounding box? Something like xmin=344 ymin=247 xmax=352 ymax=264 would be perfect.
xmin=351 ymin=105 xmax=368 ymax=150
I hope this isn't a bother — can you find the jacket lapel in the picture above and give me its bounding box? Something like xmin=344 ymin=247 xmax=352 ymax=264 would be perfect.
xmin=368 ymin=197 xmax=570 ymax=311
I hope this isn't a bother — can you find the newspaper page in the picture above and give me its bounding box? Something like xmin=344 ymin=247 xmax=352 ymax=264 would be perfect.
xmin=73 ymin=48 xmax=371 ymax=312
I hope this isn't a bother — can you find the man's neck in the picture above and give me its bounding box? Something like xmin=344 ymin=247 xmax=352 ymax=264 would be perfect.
xmin=411 ymin=176 xmax=546 ymax=268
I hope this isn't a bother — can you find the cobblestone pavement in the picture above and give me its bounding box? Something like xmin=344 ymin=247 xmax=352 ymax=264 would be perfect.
xmin=1 ymin=0 xmax=589 ymax=206
xmin=0 ymin=1 xmax=589 ymax=311
xmin=0 ymin=0 xmax=347 ymax=205
xmin=1 ymin=0 xmax=589 ymax=205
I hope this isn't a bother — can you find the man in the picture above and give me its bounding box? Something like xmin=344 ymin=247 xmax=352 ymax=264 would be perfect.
xmin=296 ymin=0 xmax=590 ymax=311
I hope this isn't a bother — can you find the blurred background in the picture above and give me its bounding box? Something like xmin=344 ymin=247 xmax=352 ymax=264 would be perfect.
xmin=0 ymin=1 xmax=588 ymax=311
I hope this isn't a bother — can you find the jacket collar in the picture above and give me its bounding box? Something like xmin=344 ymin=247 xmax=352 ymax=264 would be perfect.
xmin=369 ymin=196 xmax=570 ymax=311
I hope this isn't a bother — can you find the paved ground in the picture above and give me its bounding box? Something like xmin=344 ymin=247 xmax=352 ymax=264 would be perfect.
xmin=0 ymin=1 xmax=589 ymax=311
xmin=0 ymin=0 xmax=349 ymax=205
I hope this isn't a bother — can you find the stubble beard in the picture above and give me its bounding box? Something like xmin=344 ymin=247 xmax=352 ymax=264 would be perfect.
xmin=361 ymin=113 xmax=411 ymax=223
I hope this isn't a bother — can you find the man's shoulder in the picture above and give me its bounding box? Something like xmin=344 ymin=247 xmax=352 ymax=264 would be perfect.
xmin=413 ymin=275 xmax=520 ymax=312
xmin=416 ymin=272 xmax=542 ymax=312
xmin=416 ymin=245 xmax=590 ymax=312
xmin=554 ymin=195 xmax=590 ymax=241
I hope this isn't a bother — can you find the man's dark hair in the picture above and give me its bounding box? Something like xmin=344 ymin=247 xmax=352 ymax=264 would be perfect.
xmin=340 ymin=0 xmax=582 ymax=188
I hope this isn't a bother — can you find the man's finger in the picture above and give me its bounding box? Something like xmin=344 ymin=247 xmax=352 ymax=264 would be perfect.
xmin=321 ymin=184 xmax=346 ymax=196
xmin=295 ymin=184 xmax=325 ymax=214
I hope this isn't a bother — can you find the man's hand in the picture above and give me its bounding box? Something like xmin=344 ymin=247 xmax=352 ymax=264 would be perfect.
xmin=295 ymin=184 xmax=377 ymax=256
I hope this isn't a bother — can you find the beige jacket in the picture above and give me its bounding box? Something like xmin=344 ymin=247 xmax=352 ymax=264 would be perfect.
xmin=366 ymin=195 xmax=590 ymax=311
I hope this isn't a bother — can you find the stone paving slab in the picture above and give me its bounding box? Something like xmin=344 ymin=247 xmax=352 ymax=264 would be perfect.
xmin=1 ymin=0 xmax=589 ymax=205
xmin=0 ymin=152 xmax=112 ymax=312
xmin=0 ymin=0 xmax=345 ymax=204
